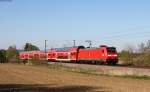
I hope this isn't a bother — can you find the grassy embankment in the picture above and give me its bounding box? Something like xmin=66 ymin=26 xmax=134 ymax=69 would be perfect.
xmin=30 ymin=61 xmax=150 ymax=80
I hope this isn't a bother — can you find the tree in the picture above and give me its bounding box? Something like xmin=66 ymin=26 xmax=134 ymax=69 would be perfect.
xmin=138 ymin=40 xmax=150 ymax=53
xmin=119 ymin=50 xmax=133 ymax=65
xmin=125 ymin=44 xmax=135 ymax=53
xmin=6 ymin=45 xmax=19 ymax=62
xmin=119 ymin=44 xmax=135 ymax=65
xmin=138 ymin=42 xmax=145 ymax=53
xmin=24 ymin=43 xmax=40 ymax=51
xmin=147 ymin=40 xmax=150 ymax=49
xmin=0 ymin=49 xmax=7 ymax=63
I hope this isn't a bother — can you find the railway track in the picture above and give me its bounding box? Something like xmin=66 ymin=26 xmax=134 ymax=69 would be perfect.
xmin=47 ymin=61 xmax=150 ymax=69
xmin=47 ymin=61 xmax=150 ymax=77
xmin=115 ymin=65 xmax=150 ymax=69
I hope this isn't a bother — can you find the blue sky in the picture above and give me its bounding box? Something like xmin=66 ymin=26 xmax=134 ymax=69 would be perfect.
xmin=0 ymin=0 xmax=150 ymax=51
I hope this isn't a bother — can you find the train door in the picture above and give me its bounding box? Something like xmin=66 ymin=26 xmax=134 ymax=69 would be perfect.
xmin=70 ymin=52 xmax=77 ymax=61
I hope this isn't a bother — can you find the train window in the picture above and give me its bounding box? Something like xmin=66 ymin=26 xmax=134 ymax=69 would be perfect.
xmin=34 ymin=54 xmax=39 ymax=57
xmin=29 ymin=56 xmax=33 ymax=58
xmin=57 ymin=56 xmax=68 ymax=59
xmin=71 ymin=52 xmax=75 ymax=55
xmin=107 ymin=47 xmax=116 ymax=52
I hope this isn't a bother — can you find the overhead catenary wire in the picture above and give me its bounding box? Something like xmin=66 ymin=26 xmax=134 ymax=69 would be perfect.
xmin=32 ymin=30 xmax=150 ymax=51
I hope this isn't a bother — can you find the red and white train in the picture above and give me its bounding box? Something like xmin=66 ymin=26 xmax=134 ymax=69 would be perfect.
xmin=19 ymin=45 xmax=118 ymax=65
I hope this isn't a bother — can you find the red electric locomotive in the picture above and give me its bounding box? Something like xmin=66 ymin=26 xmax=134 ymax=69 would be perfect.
xmin=77 ymin=45 xmax=118 ymax=65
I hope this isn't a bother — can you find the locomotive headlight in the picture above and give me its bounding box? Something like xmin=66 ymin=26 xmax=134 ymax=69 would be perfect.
xmin=108 ymin=55 xmax=112 ymax=57
xmin=113 ymin=54 xmax=118 ymax=57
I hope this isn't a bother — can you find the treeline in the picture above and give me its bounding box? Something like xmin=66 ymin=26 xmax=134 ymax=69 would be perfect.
xmin=0 ymin=43 xmax=39 ymax=63
xmin=119 ymin=40 xmax=150 ymax=66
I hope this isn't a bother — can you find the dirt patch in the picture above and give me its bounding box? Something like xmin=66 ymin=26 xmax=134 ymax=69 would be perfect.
xmin=0 ymin=63 xmax=150 ymax=92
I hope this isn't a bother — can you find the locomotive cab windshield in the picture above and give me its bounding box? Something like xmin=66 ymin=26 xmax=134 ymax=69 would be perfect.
xmin=107 ymin=47 xmax=116 ymax=53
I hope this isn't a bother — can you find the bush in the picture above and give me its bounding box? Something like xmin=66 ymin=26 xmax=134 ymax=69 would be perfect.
xmin=119 ymin=50 xmax=150 ymax=66
xmin=0 ymin=49 xmax=7 ymax=63
xmin=119 ymin=50 xmax=134 ymax=65
xmin=133 ymin=53 xmax=150 ymax=66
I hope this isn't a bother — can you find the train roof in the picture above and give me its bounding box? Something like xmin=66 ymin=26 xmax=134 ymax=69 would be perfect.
xmin=19 ymin=50 xmax=44 ymax=54
xmin=83 ymin=47 xmax=99 ymax=50
xmin=51 ymin=47 xmax=77 ymax=52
